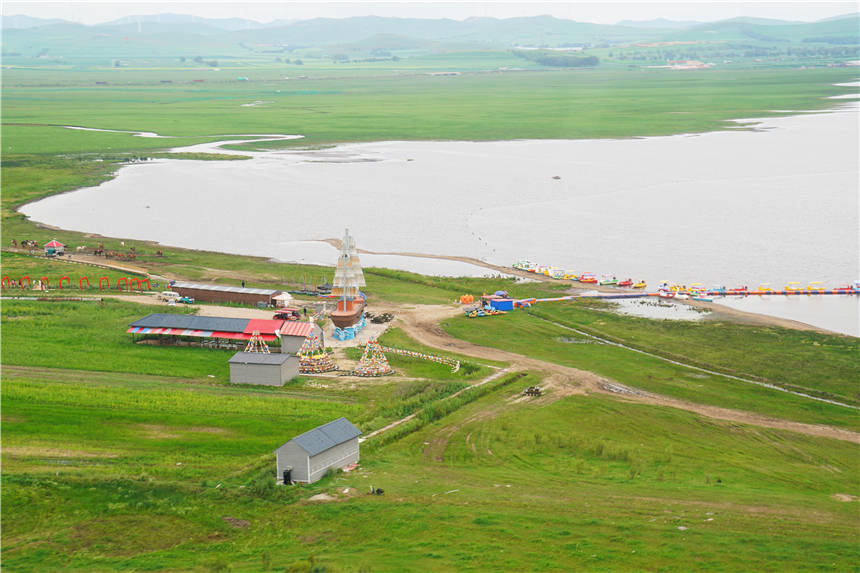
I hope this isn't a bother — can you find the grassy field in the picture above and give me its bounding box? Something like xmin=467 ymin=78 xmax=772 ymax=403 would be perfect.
xmin=3 ymin=238 xmax=858 ymax=572
xmin=3 ymin=68 xmax=855 ymax=155
xmin=530 ymin=301 xmax=860 ymax=402
xmin=3 ymin=361 xmax=857 ymax=571
xmin=2 ymin=56 xmax=859 ymax=571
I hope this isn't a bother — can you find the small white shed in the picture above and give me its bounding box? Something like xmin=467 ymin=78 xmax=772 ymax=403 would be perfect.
xmin=228 ymin=352 xmax=298 ymax=386
xmin=275 ymin=417 xmax=361 ymax=484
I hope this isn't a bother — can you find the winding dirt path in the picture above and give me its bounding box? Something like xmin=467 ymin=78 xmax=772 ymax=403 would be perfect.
xmin=385 ymin=303 xmax=859 ymax=444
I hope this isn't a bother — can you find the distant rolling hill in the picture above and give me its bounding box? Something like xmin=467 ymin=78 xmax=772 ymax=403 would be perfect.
xmin=1 ymin=13 xmax=857 ymax=61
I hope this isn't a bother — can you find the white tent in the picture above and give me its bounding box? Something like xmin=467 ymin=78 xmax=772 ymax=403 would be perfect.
xmin=273 ymin=292 xmax=293 ymax=307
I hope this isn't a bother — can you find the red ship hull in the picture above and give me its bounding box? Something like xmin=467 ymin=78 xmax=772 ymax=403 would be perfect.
xmin=330 ymin=298 xmax=365 ymax=329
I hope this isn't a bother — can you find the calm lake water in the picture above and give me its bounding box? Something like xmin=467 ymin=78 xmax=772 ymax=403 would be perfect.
xmin=22 ymin=101 xmax=859 ymax=334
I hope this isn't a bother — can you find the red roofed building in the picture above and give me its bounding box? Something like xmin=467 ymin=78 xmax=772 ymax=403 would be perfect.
xmin=279 ymin=321 xmax=323 ymax=354
xmin=127 ymin=314 xmax=322 ymax=353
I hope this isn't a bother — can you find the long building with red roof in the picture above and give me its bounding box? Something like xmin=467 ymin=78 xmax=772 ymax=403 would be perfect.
xmin=127 ymin=314 xmax=323 ymax=352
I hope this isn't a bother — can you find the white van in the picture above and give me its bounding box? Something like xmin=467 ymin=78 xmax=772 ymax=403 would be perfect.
xmin=158 ymin=291 xmax=181 ymax=302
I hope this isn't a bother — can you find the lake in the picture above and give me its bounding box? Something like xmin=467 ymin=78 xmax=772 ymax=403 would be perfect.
xmin=21 ymin=101 xmax=859 ymax=335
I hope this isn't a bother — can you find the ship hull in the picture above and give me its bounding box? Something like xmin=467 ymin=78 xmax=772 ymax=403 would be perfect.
xmin=330 ymin=299 xmax=366 ymax=329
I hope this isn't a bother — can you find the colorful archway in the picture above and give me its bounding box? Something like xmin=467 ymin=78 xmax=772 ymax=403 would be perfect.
xmin=99 ymin=277 xmax=109 ymax=290
xmin=21 ymin=275 xmax=31 ymax=288
xmin=1 ymin=276 xmax=10 ymax=289
xmin=80 ymin=277 xmax=91 ymax=290
xmin=59 ymin=276 xmax=71 ymax=289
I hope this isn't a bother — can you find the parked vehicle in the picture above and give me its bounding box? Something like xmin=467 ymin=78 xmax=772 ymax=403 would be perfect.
xmin=158 ymin=291 xmax=181 ymax=302
xmin=274 ymin=308 xmax=302 ymax=320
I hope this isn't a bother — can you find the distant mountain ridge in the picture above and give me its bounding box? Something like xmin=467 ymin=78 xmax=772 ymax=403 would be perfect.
xmin=2 ymin=12 xmax=857 ymax=58
xmin=2 ymin=14 xmax=72 ymax=29
xmin=616 ymin=18 xmax=701 ymax=30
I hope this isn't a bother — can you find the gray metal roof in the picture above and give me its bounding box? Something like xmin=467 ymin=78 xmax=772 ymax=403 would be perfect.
xmin=229 ymin=352 xmax=291 ymax=365
xmin=281 ymin=417 xmax=361 ymax=456
xmin=172 ymin=281 xmax=279 ymax=296
xmin=129 ymin=313 xmax=249 ymax=332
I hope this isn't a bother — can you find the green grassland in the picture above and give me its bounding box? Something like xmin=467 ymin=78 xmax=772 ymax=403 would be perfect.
xmin=529 ymin=301 xmax=860 ymax=402
xmin=3 ymin=360 xmax=857 ymax=571
xmin=4 ymin=68 xmax=855 ymax=155
xmin=2 ymin=288 xmax=858 ymax=570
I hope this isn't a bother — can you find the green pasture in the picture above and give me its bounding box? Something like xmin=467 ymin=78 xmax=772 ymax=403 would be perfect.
xmin=1 ymin=299 xmax=235 ymax=380
xmin=3 ymin=68 xmax=855 ymax=155
xmin=442 ymin=308 xmax=859 ymax=429
xmin=3 ymin=365 xmax=856 ymax=571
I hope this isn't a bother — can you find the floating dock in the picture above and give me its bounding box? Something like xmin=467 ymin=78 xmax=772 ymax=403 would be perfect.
xmin=486 ymin=288 xmax=857 ymax=312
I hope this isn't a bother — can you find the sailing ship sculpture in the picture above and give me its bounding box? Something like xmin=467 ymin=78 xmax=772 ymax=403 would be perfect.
xmin=330 ymin=229 xmax=367 ymax=338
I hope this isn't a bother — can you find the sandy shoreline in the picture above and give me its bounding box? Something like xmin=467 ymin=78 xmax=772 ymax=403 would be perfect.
xmin=39 ymin=246 xmax=845 ymax=336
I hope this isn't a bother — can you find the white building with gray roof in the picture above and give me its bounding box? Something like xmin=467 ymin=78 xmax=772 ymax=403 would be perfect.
xmin=275 ymin=417 xmax=361 ymax=484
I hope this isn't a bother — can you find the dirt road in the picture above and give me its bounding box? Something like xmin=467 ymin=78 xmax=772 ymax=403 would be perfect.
xmin=386 ymin=303 xmax=859 ymax=444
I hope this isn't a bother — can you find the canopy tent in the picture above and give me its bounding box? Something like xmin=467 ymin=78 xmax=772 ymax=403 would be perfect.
xmin=273 ymin=292 xmax=294 ymax=307
xmin=44 ymin=239 xmax=65 ymax=255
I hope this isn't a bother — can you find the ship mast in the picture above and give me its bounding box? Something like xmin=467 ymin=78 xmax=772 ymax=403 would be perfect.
xmin=332 ymin=228 xmax=365 ymax=301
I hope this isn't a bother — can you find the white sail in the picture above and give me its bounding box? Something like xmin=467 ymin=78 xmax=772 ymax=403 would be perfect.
xmin=332 ymin=229 xmax=366 ymax=297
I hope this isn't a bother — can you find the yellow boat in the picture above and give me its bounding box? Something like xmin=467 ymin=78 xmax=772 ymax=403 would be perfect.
xmin=757 ymin=283 xmax=773 ymax=293
xmin=785 ymin=281 xmax=803 ymax=292
xmin=806 ymin=281 xmax=824 ymax=292
xmin=633 ymin=280 xmax=647 ymax=289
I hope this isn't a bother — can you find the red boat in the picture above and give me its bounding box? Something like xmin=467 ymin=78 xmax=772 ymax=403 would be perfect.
xmin=617 ymin=278 xmax=633 ymax=288
xmin=330 ymin=298 xmax=366 ymax=329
